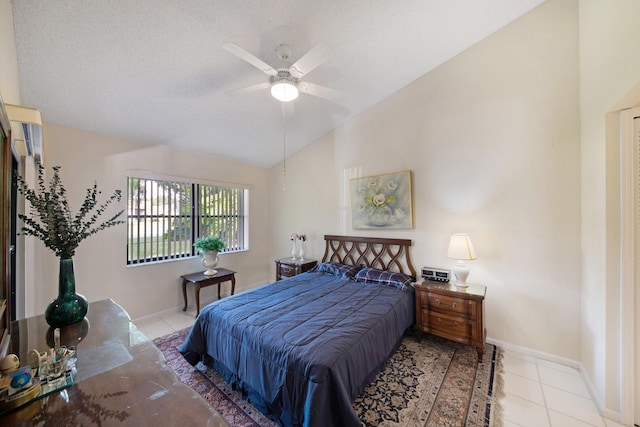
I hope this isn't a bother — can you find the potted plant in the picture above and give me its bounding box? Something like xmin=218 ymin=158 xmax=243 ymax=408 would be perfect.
xmin=16 ymin=164 xmax=125 ymax=328
xmin=194 ymin=236 xmax=226 ymax=276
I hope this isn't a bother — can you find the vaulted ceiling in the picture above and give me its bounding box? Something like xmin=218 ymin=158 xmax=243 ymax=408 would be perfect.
xmin=11 ymin=0 xmax=544 ymax=168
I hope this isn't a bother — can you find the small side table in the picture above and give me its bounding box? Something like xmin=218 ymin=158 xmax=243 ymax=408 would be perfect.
xmin=181 ymin=268 xmax=236 ymax=316
xmin=275 ymin=258 xmax=317 ymax=281
xmin=413 ymin=281 xmax=486 ymax=361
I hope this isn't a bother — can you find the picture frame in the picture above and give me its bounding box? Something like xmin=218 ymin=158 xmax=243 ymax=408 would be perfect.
xmin=349 ymin=170 xmax=413 ymax=229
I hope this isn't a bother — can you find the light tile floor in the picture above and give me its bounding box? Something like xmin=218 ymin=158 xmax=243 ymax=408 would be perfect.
xmin=137 ymin=310 xmax=631 ymax=427
xmin=501 ymin=350 xmax=628 ymax=427
xmin=136 ymin=308 xmax=197 ymax=340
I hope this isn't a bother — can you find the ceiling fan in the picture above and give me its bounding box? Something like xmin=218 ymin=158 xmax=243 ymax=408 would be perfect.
xmin=222 ymin=42 xmax=342 ymax=104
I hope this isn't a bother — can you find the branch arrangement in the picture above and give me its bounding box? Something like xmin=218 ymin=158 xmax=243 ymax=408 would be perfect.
xmin=16 ymin=164 xmax=125 ymax=259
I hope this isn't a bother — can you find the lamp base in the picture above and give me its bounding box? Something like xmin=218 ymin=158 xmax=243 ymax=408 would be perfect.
xmin=453 ymin=261 xmax=470 ymax=288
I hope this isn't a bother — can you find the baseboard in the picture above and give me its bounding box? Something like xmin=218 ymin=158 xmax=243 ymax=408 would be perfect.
xmin=486 ymin=337 xmax=581 ymax=370
xmin=132 ymin=280 xmax=270 ymax=324
xmin=599 ymin=406 xmax=623 ymax=424
xmin=133 ymin=306 xmax=180 ymax=324
xmin=581 ymin=373 xmax=625 ymax=425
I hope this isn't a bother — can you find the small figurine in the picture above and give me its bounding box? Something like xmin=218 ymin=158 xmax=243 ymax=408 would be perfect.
xmin=0 ymin=354 xmax=20 ymax=375
xmin=27 ymin=349 xmax=48 ymax=368
xmin=10 ymin=367 xmax=32 ymax=389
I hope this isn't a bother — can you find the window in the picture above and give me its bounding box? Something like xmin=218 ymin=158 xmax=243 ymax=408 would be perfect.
xmin=126 ymin=174 xmax=248 ymax=265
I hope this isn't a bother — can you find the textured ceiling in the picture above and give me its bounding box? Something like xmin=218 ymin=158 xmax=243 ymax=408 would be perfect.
xmin=11 ymin=0 xmax=544 ymax=168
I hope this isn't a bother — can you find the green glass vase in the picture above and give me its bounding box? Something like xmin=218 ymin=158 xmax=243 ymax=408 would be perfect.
xmin=45 ymin=258 xmax=89 ymax=328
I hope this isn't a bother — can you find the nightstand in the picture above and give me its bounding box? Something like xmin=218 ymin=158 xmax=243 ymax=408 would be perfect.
xmin=275 ymin=258 xmax=317 ymax=281
xmin=413 ymin=281 xmax=486 ymax=361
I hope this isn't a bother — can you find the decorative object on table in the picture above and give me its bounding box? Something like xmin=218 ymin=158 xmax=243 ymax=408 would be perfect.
xmin=447 ymin=233 xmax=477 ymax=287
xmin=421 ymin=266 xmax=451 ymax=283
xmin=27 ymin=350 xmax=48 ymax=368
xmin=0 ymin=354 xmax=20 ymax=375
xmin=298 ymin=234 xmax=306 ymax=260
xmin=46 ymin=259 xmax=88 ymax=328
xmin=290 ymin=233 xmax=299 ymax=260
xmin=0 ymin=326 xmax=77 ymax=415
xmin=350 ymin=170 xmax=413 ymax=229
xmin=16 ymin=164 xmax=125 ymax=328
xmin=9 ymin=367 xmax=32 ymax=389
xmin=42 ymin=351 xmax=66 ymax=383
xmin=0 ymin=343 xmax=76 ymax=414
xmin=193 ymin=236 xmax=226 ymax=276
xmin=0 ymin=377 xmax=41 ymax=413
xmin=46 ymin=317 xmax=90 ymax=349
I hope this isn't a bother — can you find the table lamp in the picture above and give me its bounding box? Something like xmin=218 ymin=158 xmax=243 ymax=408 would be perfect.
xmin=447 ymin=233 xmax=476 ymax=287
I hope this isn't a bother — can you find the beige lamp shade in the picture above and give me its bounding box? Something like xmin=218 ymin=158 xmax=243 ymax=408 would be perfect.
xmin=447 ymin=233 xmax=477 ymax=260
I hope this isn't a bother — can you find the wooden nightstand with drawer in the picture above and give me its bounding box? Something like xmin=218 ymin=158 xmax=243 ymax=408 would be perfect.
xmin=275 ymin=258 xmax=317 ymax=281
xmin=414 ymin=281 xmax=487 ymax=361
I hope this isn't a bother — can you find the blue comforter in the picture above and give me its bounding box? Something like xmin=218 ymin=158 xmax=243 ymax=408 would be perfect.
xmin=179 ymin=271 xmax=415 ymax=427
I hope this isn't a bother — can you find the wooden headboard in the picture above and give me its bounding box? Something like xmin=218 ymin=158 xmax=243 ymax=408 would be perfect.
xmin=322 ymin=235 xmax=417 ymax=278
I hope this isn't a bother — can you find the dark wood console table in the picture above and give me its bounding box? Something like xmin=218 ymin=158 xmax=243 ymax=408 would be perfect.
xmin=181 ymin=268 xmax=236 ymax=316
xmin=2 ymin=299 xmax=229 ymax=426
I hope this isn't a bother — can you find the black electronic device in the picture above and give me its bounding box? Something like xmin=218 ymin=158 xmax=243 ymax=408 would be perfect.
xmin=421 ymin=267 xmax=451 ymax=283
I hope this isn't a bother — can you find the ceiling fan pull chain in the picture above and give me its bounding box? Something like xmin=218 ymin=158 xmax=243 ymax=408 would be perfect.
xmin=282 ymin=109 xmax=287 ymax=191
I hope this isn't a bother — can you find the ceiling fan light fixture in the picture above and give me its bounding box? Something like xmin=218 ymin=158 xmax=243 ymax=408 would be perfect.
xmin=271 ymin=81 xmax=299 ymax=102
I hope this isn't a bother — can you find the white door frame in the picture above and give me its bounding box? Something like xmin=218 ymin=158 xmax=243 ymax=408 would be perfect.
xmin=619 ymin=108 xmax=638 ymax=426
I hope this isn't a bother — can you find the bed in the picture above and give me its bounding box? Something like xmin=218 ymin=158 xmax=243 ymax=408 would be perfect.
xmin=179 ymin=235 xmax=417 ymax=427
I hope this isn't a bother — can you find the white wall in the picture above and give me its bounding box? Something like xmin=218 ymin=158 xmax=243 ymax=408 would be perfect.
xmin=0 ymin=0 xmax=21 ymax=104
xmin=33 ymin=123 xmax=271 ymax=320
xmin=579 ymin=0 xmax=640 ymax=420
xmin=271 ymin=0 xmax=582 ymax=358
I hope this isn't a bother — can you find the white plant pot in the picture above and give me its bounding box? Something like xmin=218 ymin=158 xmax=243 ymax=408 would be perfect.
xmin=202 ymin=251 xmax=219 ymax=276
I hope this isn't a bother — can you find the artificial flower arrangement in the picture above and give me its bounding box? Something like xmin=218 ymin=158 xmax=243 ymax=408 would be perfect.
xmin=289 ymin=233 xmax=306 ymax=242
xmin=15 ymin=163 xmax=125 ymax=328
xmin=289 ymin=233 xmax=307 ymax=259
xmin=16 ymin=164 xmax=124 ymax=259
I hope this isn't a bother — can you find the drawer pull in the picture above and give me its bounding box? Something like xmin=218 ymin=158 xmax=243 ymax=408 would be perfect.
xmin=435 ymin=299 xmax=457 ymax=309
xmin=435 ymin=317 xmax=458 ymax=328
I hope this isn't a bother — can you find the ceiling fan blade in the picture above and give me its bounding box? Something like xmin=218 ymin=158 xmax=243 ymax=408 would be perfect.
xmin=298 ymin=81 xmax=343 ymax=104
xmin=289 ymin=43 xmax=331 ymax=79
xmin=225 ymin=82 xmax=271 ymax=96
xmin=223 ymin=43 xmax=278 ymax=76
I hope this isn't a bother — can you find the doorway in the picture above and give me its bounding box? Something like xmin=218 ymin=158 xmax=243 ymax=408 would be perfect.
xmin=9 ymin=151 xmax=17 ymax=321
xmin=620 ymin=108 xmax=640 ymax=426
xmin=635 ymin=116 xmax=640 ymax=427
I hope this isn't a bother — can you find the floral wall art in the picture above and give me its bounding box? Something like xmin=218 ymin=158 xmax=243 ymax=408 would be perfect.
xmin=350 ymin=170 xmax=413 ymax=229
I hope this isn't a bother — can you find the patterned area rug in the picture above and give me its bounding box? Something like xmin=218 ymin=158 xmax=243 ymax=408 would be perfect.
xmin=153 ymin=328 xmax=504 ymax=427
